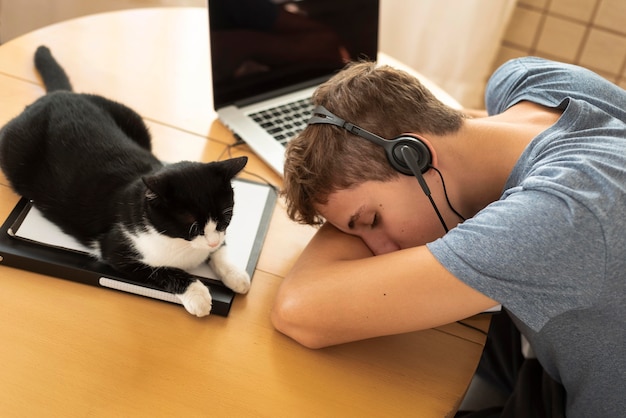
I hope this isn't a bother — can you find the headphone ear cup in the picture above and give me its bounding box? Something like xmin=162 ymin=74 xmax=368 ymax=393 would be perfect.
xmin=389 ymin=135 xmax=432 ymax=175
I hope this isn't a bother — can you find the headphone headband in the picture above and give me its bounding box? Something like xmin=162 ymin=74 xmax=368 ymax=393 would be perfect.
xmin=308 ymin=106 xmax=389 ymax=148
xmin=307 ymin=105 xmax=432 ymax=176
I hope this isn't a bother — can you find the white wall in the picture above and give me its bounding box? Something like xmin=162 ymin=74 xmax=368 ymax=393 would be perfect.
xmin=379 ymin=0 xmax=516 ymax=108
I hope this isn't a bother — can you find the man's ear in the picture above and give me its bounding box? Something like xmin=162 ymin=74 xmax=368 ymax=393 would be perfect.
xmin=418 ymin=135 xmax=438 ymax=168
xmin=402 ymin=133 xmax=438 ymax=168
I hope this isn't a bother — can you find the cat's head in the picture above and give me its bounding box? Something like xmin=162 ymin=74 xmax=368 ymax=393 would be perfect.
xmin=141 ymin=156 xmax=247 ymax=251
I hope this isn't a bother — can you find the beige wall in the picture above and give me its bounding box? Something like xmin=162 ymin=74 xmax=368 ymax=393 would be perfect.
xmin=3 ymin=0 xmax=624 ymax=102
xmin=494 ymin=0 xmax=626 ymax=90
xmin=0 ymin=0 xmax=205 ymax=43
xmin=379 ymin=0 xmax=516 ymax=108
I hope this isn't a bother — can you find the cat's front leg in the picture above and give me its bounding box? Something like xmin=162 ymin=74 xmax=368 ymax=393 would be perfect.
xmin=209 ymin=245 xmax=251 ymax=294
xmin=104 ymin=249 xmax=213 ymax=316
xmin=140 ymin=268 xmax=213 ymax=317
xmin=176 ymin=280 xmax=212 ymax=317
xmin=150 ymin=270 xmax=213 ymax=317
xmin=101 ymin=223 xmax=214 ymax=316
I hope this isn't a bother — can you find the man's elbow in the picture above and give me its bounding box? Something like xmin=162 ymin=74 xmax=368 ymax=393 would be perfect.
xmin=271 ymin=293 xmax=328 ymax=349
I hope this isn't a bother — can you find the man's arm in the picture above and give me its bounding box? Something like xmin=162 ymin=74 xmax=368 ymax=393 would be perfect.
xmin=464 ymin=108 xmax=488 ymax=118
xmin=271 ymin=223 xmax=498 ymax=348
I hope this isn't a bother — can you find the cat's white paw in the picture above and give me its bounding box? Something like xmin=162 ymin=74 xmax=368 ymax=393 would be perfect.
xmin=221 ymin=268 xmax=251 ymax=294
xmin=177 ymin=280 xmax=212 ymax=317
xmin=209 ymin=246 xmax=251 ymax=294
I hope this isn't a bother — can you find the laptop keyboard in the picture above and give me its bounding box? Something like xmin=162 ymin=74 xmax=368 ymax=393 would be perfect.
xmin=249 ymin=98 xmax=313 ymax=145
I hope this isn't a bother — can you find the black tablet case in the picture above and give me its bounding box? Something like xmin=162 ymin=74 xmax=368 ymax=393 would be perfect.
xmin=0 ymin=179 xmax=276 ymax=316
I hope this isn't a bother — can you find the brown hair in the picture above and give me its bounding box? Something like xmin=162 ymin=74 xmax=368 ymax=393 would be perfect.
xmin=282 ymin=61 xmax=465 ymax=225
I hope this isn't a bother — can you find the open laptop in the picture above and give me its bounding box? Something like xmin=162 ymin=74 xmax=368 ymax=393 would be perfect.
xmin=208 ymin=0 xmax=380 ymax=175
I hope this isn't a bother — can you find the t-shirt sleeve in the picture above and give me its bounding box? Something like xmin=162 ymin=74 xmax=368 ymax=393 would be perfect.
xmin=485 ymin=57 xmax=626 ymax=121
xmin=430 ymin=56 xmax=622 ymax=332
xmin=427 ymin=187 xmax=606 ymax=332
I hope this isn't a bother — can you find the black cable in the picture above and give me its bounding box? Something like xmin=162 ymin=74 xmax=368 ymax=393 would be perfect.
xmin=456 ymin=320 xmax=488 ymax=336
xmin=218 ymin=141 xmax=279 ymax=193
xmin=431 ymin=165 xmax=466 ymax=222
xmin=427 ymin=192 xmax=450 ymax=233
xmin=216 ymin=138 xmax=245 ymax=160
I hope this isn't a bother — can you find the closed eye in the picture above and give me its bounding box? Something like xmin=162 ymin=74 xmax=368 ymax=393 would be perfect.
xmin=189 ymin=221 xmax=200 ymax=237
xmin=222 ymin=206 xmax=233 ymax=223
xmin=215 ymin=206 xmax=234 ymax=232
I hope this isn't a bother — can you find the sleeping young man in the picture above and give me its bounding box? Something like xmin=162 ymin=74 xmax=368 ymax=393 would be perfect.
xmin=271 ymin=57 xmax=626 ymax=417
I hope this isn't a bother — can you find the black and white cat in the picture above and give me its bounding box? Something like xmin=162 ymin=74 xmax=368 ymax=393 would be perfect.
xmin=0 ymin=45 xmax=250 ymax=317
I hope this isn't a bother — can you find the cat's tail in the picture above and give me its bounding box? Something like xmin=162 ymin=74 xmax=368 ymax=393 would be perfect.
xmin=34 ymin=45 xmax=73 ymax=92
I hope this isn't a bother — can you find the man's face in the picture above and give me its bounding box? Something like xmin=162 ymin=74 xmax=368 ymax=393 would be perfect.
xmin=316 ymin=175 xmax=449 ymax=255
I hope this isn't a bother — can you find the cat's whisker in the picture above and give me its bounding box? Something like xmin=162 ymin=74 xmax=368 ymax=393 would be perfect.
xmin=147 ymin=267 xmax=161 ymax=280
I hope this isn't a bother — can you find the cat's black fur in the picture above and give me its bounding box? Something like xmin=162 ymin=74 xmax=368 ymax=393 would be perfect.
xmin=0 ymin=46 xmax=249 ymax=316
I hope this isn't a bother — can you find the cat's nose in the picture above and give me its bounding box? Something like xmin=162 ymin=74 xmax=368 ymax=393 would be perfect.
xmin=206 ymin=233 xmax=221 ymax=248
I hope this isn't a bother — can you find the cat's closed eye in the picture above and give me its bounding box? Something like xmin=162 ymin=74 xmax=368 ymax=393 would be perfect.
xmin=189 ymin=221 xmax=200 ymax=237
xmin=175 ymin=211 xmax=203 ymax=237
xmin=216 ymin=206 xmax=233 ymax=231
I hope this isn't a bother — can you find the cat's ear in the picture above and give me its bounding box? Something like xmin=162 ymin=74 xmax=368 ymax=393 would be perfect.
xmin=216 ymin=156 xmax=248 ymax=179
xmin=142 ymin=173 xmax=168 ymax=201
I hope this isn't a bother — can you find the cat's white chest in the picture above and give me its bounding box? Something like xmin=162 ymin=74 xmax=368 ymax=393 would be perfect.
xmin=125 ymin=225 xmax=215 ymax=270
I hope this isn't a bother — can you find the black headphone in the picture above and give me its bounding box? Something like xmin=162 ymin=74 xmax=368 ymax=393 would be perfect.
xmin=308 ymin=105 xmax=432 ymax=176
xmin=308 ymin=105 xmax=454 ymax=233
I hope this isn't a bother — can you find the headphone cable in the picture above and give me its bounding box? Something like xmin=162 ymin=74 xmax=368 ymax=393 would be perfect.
xmin=430 ymin=165 xmax=466 ymax=222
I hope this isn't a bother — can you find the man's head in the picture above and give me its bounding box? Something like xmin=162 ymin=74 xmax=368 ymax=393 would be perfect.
xmin=282 ymin=61 xmax=465 ymax=225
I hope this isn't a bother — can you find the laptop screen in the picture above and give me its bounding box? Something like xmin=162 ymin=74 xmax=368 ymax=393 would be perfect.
xmin=208 ymin=0 xmax=380 ymax=108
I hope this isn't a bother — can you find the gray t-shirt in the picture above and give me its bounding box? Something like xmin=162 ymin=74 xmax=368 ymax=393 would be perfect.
xmin=427 ymin=57 xmax=626 ymax=417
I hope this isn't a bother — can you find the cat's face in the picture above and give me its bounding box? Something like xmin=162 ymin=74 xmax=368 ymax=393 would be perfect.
xmin=142 ymin=157 xmax=247 ymax=251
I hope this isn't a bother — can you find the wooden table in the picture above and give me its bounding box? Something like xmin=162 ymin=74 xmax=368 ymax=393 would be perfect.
xmin=0 ymin=8 xmax=489 ymax=417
